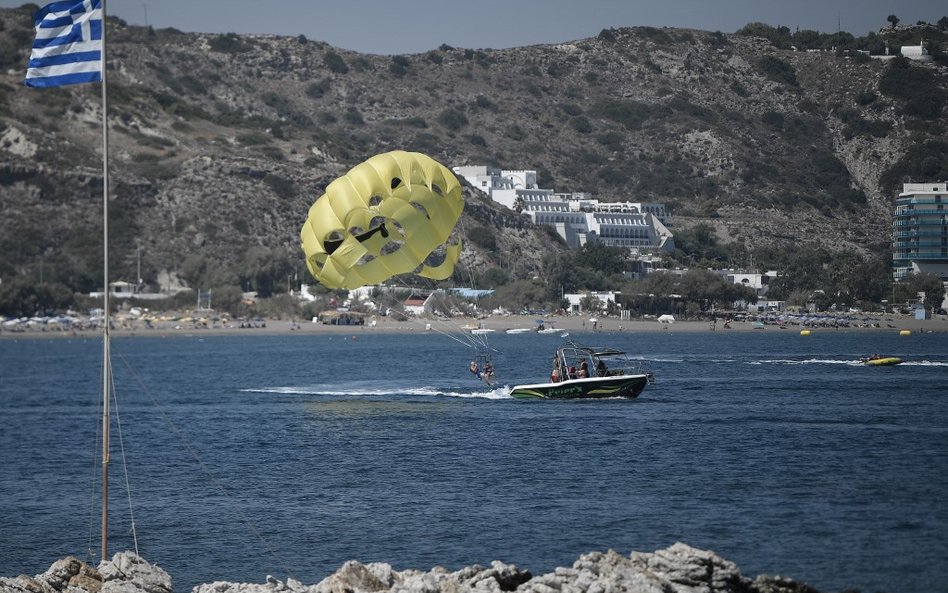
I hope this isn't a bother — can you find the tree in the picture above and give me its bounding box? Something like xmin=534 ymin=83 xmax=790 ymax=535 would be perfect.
xmin=574 ymin=242 xmax=627 ymax=275
xmin=844 ymin=256 xmax=892 ymax=305
xmin=886 ymin=14 xmax=900 ymax=27
xmin=579 ymin=294 xmax=602 ymax=312
xmin=899 ymin=272 xmax=946 ymax=311
xmin=758 ymin=245 xmax=833 ymax=299
xmin=736 ymin=22 xmax=792 ymax=49
xmin=179 ymin=253 xmax=240 ymax=291
xmin=491 ymin=279 xmax=552 ymax=312
xmin=240 ymin=247 xmax=295 ymax=298
xmin=0 ymin=277 xmax=75 ymax=317
xmin=673 ymin=223 xmax=743 ymax=267
xmin=477 ymin=267 xmax=509 ymax=288
xmin=209 ymin=285 xmax=244 ymax=316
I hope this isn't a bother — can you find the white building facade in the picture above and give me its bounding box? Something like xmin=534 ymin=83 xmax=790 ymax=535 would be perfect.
xmin=563 ymin=291 xmax=621 ymax=313
xmin=453 ymin=165 xmax=674 ymax=252
xmin=722 ymin=270 xmax=780 ymax=297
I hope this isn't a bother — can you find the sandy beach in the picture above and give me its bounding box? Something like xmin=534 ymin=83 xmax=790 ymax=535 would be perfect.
xmin=4 ymin=312 xmax=948 ymax=340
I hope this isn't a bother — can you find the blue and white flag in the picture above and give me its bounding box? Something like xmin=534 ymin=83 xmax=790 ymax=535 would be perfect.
xmin=25 ymin=0 xmax=103 ymax=88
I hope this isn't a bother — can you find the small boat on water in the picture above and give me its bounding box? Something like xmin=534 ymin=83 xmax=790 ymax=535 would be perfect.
xmin=860 ymin=355 xmax=902 ymax=366
xmin=510 ymin=341 xmax=653 ymax=400
xmin=534 ymin=319 xmax=561 ymax=334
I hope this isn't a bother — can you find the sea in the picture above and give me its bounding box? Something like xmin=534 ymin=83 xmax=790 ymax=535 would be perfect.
xmin=1 ymin=328 xmax=947 ymax=593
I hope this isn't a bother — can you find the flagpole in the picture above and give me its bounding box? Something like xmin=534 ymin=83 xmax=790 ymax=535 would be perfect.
xmin=100 ymin=0 xmax=111 ymax=564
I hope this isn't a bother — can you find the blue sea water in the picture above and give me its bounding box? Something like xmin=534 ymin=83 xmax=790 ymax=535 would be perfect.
xmin=1 ymin=329 xmax=947 ymax=593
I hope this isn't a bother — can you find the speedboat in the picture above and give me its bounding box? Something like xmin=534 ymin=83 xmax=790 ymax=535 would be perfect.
xmin=860 ymin=355 xmax=902 ymax=366
xmin=510 ymin=341 xmax=653 ymax=400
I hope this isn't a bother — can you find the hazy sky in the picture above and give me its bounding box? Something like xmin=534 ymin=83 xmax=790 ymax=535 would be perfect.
xmin=3 ymin=0 xmax=944 ymax=54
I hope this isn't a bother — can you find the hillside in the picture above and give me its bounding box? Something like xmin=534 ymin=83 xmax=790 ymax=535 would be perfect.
xmin=1 ymin=6 xmax=946 ymax=300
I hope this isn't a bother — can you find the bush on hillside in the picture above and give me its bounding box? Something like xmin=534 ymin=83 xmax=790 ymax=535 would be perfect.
xmin=437 ymin=108 xmax=468 ymax=131
xmin=758 ymin=56 xmax=798 ymax=86
xmin=323 ymin=51 xmax=349 ymax=74
xmin=209 ymin=33 xmax=253 ymax=54
xmin=305 ymin=78 xmax=332 ymax=99
xmin=263 ymin=173 xmax=295 ymax=201
xmin=466 ymin=225 xmax=497 ymax=251
xmin=589 ymin=99 xmax=655 ymax=130
xmin=880 ymin=140 xmax=948 ymax=193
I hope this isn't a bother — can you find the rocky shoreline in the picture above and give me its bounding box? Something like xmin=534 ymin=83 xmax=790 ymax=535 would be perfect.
xmin=3 ymin=312 xmax=947 ymax=341
xmin=0 ymin=544 xmax=826 ymax=593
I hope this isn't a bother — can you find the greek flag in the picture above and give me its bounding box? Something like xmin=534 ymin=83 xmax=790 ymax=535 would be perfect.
xmin=25 ymin=0 xmax=103 ymax=88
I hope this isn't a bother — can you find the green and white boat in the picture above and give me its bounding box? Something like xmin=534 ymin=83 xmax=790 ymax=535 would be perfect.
xmin=510 ymin=341 xmax=653 ymax=400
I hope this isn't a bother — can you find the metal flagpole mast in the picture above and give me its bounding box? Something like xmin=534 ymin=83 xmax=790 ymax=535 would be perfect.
xmin=100 ymin=0 xmax=111 ymax=564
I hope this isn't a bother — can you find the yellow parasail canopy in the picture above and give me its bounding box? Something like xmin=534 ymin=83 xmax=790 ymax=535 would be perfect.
xmin=300 ymin=151 xmax=464 ymax=289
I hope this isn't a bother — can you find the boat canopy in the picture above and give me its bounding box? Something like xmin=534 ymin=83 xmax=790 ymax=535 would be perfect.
xmin=589 ymin=348 xmax=627 ymax=357
xmin=558 ymin=343 xmax=627 ymax=358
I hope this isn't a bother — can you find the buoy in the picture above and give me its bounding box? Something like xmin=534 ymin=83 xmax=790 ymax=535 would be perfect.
xmin=800 ymin=330 xmax=811 ymax=336
xmin=899 ymin=330 xmax=911 ymax=336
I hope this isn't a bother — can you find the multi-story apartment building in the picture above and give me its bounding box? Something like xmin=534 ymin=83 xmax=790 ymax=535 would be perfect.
xmin=893 ymin=182 xmax=948 ymax=281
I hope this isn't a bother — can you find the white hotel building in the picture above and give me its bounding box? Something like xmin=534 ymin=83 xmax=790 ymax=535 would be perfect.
xmin=452 ymin=166 xmax=674 ymax=252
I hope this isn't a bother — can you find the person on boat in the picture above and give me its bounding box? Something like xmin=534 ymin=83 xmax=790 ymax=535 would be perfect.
xmin=550 ymin=367 xmax=561 ymax=383
xmin=578 ymin=360 xmax=589 ymax=378
xmin=553 ymin=354 xmax=565 ymax=379
xmin=596 ymin=359 xmax=608 ymax=377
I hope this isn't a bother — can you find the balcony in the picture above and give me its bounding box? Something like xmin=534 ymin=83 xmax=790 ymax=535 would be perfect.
xmin=894 ymin=220 xmax=948 ymax=226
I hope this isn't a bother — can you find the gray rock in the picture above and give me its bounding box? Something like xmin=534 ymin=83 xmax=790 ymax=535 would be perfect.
xmin=0 ymin=556 xmax=101 ymax=593
xmin=627 ymin=542 xmax=751 ymax=592
xmin=312 ymin=560 xmax=390 ymax=593
xmin=99 ymin=552 xmax=172 ymax=593
xmin=2 ymin=543 xmax=823 ymax=593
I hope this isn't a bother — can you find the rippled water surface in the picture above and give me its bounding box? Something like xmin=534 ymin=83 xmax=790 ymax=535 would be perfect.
xmin=1 ymin=329 xmax=946 ymax=593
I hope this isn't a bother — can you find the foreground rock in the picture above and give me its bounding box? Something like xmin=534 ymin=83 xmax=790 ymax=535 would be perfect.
xmin=0 ymin=552 xmax=171 ymax=593
xmin=1 ymin=543 xmax=822 ymax=593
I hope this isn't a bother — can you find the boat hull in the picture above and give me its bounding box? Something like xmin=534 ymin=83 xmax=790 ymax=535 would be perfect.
xmin=863 ymin=357 xmax=902 ymax=366
xmin=510 ymin=374 xmax=650 ymax=400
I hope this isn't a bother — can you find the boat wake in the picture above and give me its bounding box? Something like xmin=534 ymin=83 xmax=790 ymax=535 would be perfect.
xmin=900 ymin=360 xmax=948 ymax=366
xmin=629 ymin=355 xmax=686 ymax=363
xmin=752 ymin=358 xmax=948 ymax=366
xmin=752 ymin=358 xmax=864 ymax=366
xmin=241 ymin=384 xmax=512 ymax=399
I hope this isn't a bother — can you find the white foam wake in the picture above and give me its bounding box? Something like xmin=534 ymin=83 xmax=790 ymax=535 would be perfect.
xmin=240 ymin=384 xmax=512 ymax=399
